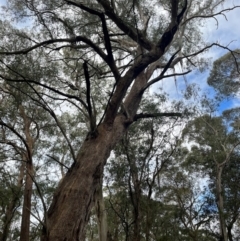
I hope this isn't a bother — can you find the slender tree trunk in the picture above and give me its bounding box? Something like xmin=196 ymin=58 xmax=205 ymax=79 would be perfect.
xmin=128 ymin=158 xmax=141 ymax=241
xmin=19 ymin=105 xmax=35 ymax=241
xmin=131 ymin=186 xmax=141 ymax=241
xmin=19 ymin=160 xmax=34 ymax=241
xmin=1 ymin=163 xmax=25 ymax=241
xmin=95 ymin=180 xmax=108 ymax=241
xmin=216 ymin=165 xmax=228 ymax=241
xmin=42 ymin=116 xmax=128 ymax=241
xmin=227 ymin=226 xmax=233 ymax=241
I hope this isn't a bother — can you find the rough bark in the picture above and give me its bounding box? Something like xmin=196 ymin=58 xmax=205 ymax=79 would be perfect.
xmin=42 ymin=116 xmax=128 ymax=241
xmin=42 ymin=67 xmax=167 ymax=239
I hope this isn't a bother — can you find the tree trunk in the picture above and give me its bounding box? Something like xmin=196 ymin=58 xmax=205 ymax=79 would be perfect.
xmin=128 ymin=158 xmax=141 ymax=241
xmin=227 ymin=226 xmax=233 ymax=241
xmin=19 ymin=105 xmax=35 ymax=241
xmin=216 ymin=165 xmax=228 ymax=241
xmin=19 ymin=161 xmax=34 ymax=241
xmin=42 ymin=116 xmax=127 ymax=241
xmin=95 ymin=180 xmax=108 ymax=241
xmin=131 ymin=186 xmax=141 ymax=241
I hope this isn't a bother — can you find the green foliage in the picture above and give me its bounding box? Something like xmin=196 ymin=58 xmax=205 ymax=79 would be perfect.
xmin=182 ymin=110 xmax=240 ymax=240
xmin=208 ymin=49 xmax=240 ymax=97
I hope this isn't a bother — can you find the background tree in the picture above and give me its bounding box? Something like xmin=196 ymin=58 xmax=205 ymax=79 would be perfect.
xmin=0 ymin=79 xmax=59 ymax=241
xmin=207 ymin=49 xmax=240 ymax=98
xmin=182 ymin=109 xmax=240 ymax=241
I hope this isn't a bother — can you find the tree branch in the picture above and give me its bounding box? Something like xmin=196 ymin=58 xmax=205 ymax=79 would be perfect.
xmin=157 ymin=0 xmax=188 ymax=52
xmin=143 ymin=41 xmax=238 ymax=91
xmin=46 ymin=154 xmax=70 ymax=170
xmin=27 ymin=84 xmax=77 ymax=163
xmin=134 ymin=112 xmax=182 ymax=121
xmin=0 ymin=119 xmax=32 ymax=162
xmin=0 ymin=73 xmax=89 ymax=111
xmin=0 ymin=35 xmax=108 ymax=64
xmin=182 ymin=6 xmax=240 ymax=26
xmin=96 ymin=0 xmax=152 ymax=50
xmin=64 ymin=0 xmax=120 ymax=80
xmin=144 ymin=70 xmax=191 ymax=91
xmin=83 ymin=61 xmax=95 ymax=132
xmin=171 ymin=0 xmax=179 ymax=22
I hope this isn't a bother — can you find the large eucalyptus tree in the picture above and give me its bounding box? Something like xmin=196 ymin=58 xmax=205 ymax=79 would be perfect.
xmin=0 ymin=0 xmax=239 ymax=240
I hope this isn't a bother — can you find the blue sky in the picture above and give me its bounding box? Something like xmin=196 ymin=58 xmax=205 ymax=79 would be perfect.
xmin=152 ymin=1 xmax=240 ymax=114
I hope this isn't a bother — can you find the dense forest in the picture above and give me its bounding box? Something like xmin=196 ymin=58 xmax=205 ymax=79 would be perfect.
xmin=0 ymin=0 xmax=240 ymax=240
